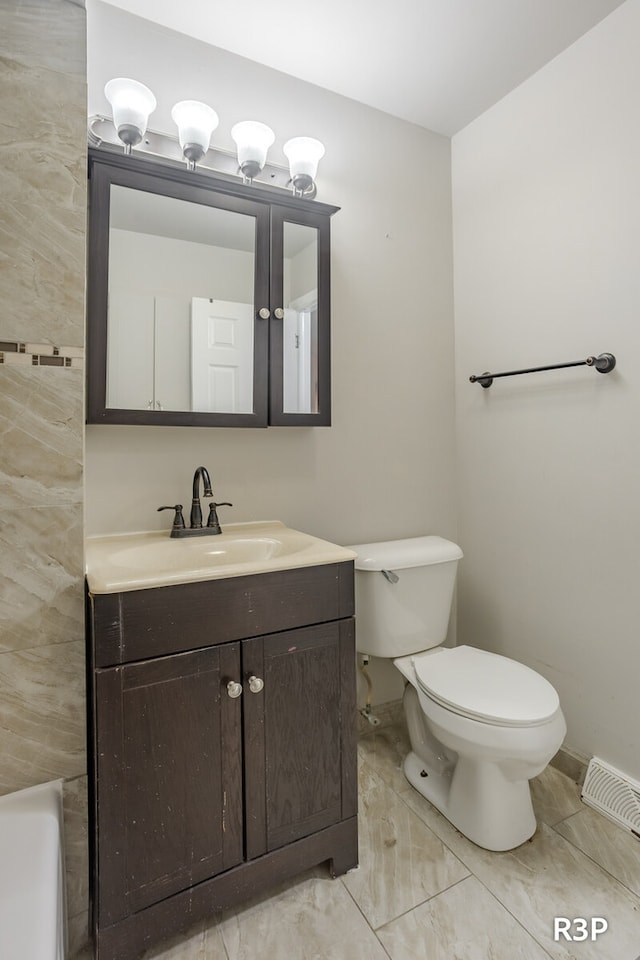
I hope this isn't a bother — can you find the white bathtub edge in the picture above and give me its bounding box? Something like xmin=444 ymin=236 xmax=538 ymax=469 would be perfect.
xmin=0 ymin=779 xmax=67 ymax=960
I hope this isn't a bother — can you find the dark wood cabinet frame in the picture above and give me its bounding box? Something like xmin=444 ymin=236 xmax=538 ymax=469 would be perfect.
xmin=86 ymin=147 xmax=338 ymax=427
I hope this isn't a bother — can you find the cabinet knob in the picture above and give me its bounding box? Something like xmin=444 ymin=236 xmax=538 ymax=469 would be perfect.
xmin=226 ymin=680 xmax=243 ymax=699
xmin=248 ymin=675 xmax=264 ymax=694
xmin=273 ymin=307 xmax=285 ymax=320
xmin=258 ymin=307 xmax=271 ymax=320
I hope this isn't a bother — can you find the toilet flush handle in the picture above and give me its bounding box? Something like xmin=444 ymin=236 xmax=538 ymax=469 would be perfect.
xmin=381 ymin=569 xmax=399 ymax=584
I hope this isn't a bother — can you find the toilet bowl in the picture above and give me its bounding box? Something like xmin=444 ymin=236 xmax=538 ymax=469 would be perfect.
xmin=395 ymin=646 xmax=566 ymax=850
xmin=349 ymin=535 xmax=566 ymax=851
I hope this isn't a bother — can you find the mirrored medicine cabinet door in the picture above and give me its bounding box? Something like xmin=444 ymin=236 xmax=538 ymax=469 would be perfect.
xmin=268 ymin=209 xmax=332 ymax=425
xmin=86 ymin=150 xmax=337 ymax=427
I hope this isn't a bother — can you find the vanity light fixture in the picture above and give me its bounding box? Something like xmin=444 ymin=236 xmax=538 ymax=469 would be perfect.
xmin=231 ymin=121 xmax=275 ymax=182
xmin=104 ymin=78 xmax=156 ymax=154
xmin=283 ymin=137 xmax=326 ymax=197
xmin=171 ymin=100 xmax=219 ymax=170
xmin=94 ymin=79 xmax=326 ymax=196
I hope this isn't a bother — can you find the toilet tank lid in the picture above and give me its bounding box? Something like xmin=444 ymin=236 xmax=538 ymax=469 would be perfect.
xmin=348 ymin=536 xmax=463 ymax=571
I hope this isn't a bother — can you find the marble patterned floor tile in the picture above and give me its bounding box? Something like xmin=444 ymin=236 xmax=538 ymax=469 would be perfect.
xmin=342 ymin=757 xmax=469 ymax=928
xmin=0 ymin=640 xmax=86 ymax=793
xmin=63 ymin=775 xmax=89 ymax=926
xmin=550 ymin=748 xmax=588 ymax=786
xmin=140 ymin=919 xmax=209 ymax=960
xmin=555 ymin=807 xmax=640 ymax=897
xmin=357 ymin=720 xmax=412 ymax=795
xmin=530 ymin=763 xmax=584 ymax=826
xmin=67 ymin=910 xmax=91 ymax=959
xmin=215 ymin=870 xmax=388 ymax=960
xmin=0 ymin=0 xmax=86 ymax=75
xmin=0 ymin=197 xmax=86 ymax=347
xmin=377 ymin=875 xmax=552 ymax=960
xmin=0 ymin=503 xmax=84 ymax=653
xmin=399 ymin=786 xmax=640 ymax=959
xmin=203 ymin=919 xmax=231 ymax=959
xmin=0 ymin=367 xmax=83 ymax=510
xmin=1 ymin=54 xmax=86 ymax=346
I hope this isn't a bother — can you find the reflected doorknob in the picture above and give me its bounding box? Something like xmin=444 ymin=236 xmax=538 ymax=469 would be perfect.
xmin=273 ymin=307 xmax=285 ymax=320
xmin=258 ymin=307 xmax=271 ymax=320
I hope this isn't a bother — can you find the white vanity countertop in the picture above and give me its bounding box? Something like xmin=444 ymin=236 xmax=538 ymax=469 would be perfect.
xmin=85 ymin=520 xmax=357 ymax=594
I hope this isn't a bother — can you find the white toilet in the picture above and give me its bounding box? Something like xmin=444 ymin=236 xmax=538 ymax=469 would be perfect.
xmin=350 ymin=535 xmax=566 ymax=851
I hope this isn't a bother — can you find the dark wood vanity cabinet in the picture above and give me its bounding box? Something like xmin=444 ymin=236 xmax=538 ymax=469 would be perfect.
xmin=86 ymin=562 xmax=357 ymax=960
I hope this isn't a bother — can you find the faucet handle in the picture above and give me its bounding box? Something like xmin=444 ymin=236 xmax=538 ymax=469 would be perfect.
xmin=157 ymin=504 xmax=186 ymax=531
xmin=206 ymin=501 xmax=233 ymax=533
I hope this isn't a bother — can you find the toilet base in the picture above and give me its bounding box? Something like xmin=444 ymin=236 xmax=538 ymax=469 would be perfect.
xmin=403 ymin=750 xmax=537 ymax=851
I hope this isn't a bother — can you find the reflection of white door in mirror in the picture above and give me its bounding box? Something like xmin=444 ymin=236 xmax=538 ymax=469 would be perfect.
xmin=283 ymin=291 xmax=318 ymax=414
xmin=191 ymin=298 xmax=254 ymax=414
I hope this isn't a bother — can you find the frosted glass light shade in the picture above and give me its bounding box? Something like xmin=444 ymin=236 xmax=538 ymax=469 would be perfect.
xmin=231 ymin=121 xmax=275 ymax=179
xmin=171 ymin=100 xmax=219 ymax=165
xmin=104 ymin=78 xmax=156 ymax=149
xmin=283 ymin=137 xmax=325 ymax=181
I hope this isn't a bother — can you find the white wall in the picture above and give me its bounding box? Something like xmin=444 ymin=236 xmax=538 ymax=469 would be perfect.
xmin=108 ymin=229 xmax=255 ymax=409
xmin=453 ymin=0 xmax=640 ymax=778
xmin=110 ymin=230 xmax=254 ymax=302
xmin=84 ymin=1 xmax=457 ymax=705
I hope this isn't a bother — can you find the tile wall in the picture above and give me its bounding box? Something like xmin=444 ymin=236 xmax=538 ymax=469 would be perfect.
xmin=0 ymin=0 xmax=88 ymax=953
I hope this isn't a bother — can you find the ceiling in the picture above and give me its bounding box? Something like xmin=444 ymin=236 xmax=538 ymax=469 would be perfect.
xmin=99 ymin=0 xmax=625 ymax=136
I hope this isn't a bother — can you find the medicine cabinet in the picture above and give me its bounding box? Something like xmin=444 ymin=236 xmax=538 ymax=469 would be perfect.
xmin=86 ymin=148 xmax=338 ymax=427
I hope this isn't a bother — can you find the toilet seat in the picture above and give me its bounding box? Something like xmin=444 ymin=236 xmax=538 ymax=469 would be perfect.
xmin=412 ymin=645 xmax=560 ymax=727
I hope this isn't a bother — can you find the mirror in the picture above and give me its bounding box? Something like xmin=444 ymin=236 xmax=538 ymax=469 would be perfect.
xmin=107 ymin=185 xmax=257 ymax=414
xmin=282 ymin=222 xmax=319 ymax=414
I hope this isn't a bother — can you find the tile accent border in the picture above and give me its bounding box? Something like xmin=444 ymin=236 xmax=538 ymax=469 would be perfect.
xmin=0 ymin=340 xmax=84 ymax=369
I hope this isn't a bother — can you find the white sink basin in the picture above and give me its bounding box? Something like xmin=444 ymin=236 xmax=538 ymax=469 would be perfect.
xmin=85 ymin=521 xmax=356 ymax=594
xmin=109 ymin=535 xmax=287 ymax=569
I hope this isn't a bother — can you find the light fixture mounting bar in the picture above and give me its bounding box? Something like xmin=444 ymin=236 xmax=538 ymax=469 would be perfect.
xmin=88 ymin=116 xmax=293 ymax=191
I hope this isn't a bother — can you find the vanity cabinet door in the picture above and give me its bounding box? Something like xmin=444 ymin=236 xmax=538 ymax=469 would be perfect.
xmin=242 ymin=619 xmax=357 ymax=860
xmin=94 ymin=643 xmax=243 ymax=926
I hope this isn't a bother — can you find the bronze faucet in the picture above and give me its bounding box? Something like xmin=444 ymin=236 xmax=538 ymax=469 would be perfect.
xmin=158 ymin=466 xmax=232 ymax=537
xmin=190 ymin=465 xmax=213 ymax=528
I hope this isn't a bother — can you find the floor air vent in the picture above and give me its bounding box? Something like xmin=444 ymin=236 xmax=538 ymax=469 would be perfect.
xmin=582 ymin=757 xmax=640 ymax=837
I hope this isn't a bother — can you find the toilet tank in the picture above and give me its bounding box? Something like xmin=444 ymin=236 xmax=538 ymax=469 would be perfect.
xmin=349 ymin=536 xmax=463 ymax=658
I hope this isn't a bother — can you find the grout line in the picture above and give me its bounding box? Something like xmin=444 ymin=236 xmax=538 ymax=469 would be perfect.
xmin=373 ymin=758 xmax=558 ymax=957
xmin=370 ymin=729 xmax=640 ymax=953
xmin=372 ymin=874 xmax=472 ymax=933
xmin=476 ymin=882 xmax=556 ymax=960
xmin=338 ymin=874 xmax=378 ymax=931
xmin=547 ymin=816 xmax=640 ymax=901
